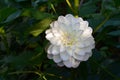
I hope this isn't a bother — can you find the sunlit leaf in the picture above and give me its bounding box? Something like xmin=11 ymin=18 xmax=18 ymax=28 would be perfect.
xmin=0 ymin=27 xmax=5 ymax=34
xmin=30 ymin=18 xmax=53 ymax=37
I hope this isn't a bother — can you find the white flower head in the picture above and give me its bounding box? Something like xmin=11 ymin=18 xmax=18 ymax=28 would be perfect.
xmin=45 ymin=14 xmax=95 ymax=68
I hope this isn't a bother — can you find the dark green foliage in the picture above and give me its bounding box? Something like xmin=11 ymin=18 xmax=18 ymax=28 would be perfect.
xmin=0 ymin=0 xmax=120 ymax=80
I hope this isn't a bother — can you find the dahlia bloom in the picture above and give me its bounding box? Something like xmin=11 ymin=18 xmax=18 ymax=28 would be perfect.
xmin=45 ymin=14 xmax=95 ymax=68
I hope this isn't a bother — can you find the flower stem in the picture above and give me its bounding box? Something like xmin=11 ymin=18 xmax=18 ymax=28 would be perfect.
xmin=74 ymin=0 xmax=79 ymax=16
xmin=66 ymin=0 xmax=77 ymax=16
xmin=93 ymin=15 xmax=110 ymax=33
xmin=50 ymin=3 xmax=57 ymax=14
xmin=8 ymin=71 xmax=45 ymax=79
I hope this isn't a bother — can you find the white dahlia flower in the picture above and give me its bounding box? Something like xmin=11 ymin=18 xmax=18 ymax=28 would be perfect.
xmin=45 ymin=14 xmax=95 ymax=68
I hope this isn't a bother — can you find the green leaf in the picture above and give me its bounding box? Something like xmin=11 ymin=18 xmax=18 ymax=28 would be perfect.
xmin=79 ymin=0 xmax=98 ymax=17
xmin=2 ymin=50 xmax=44 ymax=67
xmin=32 ymin=10 xmax=54 ymax=20
xmin=4 ymin=10 xmax=22 ymax=23
xmin=22 ymin=9 xmax=55 ymax=20
xmin=107 ymin=30 xmax=120 ymax=36
xmin=0 ymin=27 xmax=5 ymax=34
xmin=104 ymin=20 xmax=120 ymax=27
xmin=15 ymin=0 xmax=27 ymax=2
xmin=0 ymin=7 xmax=16 ymax=22
xmin=30 ymin=18 xmax=53 ymax=37
xmin=101 ymin=0 xmax=118 ymax=15
xmin=87 ymin=13 xmax=105 ymax=28
xmin=22 ymin=9 xmax=31 ymax=17
xmin=114 ymin=0 xmax=120 ymax=8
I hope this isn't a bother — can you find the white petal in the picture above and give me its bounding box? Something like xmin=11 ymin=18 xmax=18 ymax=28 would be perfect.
xmin=47 ymin=54 xmax=53 ymax=59
xmin=82 ymin=27 xmax=93 ymax=37
xmin=72 ymin=23 xmax=80 ymax=31
xmin=65 ymin=14 xmax=74 ymax=20
xmin=65 ymin=14 xmax=76 ymax=24
xmin=60 ymin=45 xmax=65 ymax=52
xmin=52 ymin=28 xmax=61 ymax=37
xmin=57 ymin=62 xmax=64 ymax=67
xmin=58 ymin=16 xmax=69 ymax=25
xmin=73 ymin=53 xmax=86 ymax=61
xmin=86 ymin=52 xmax=92 ymax=57
xmin=66 ymin=47 xmax=73 ymax=56
xmin=45 ymin=33 xmax=54 ymax=40
xmin=57 ymin=22 xmax=69 ymax=32
xmin=80 ymin=21 xmax=88 ymax=30
xmin=57 ymin=40 xmax=62 ymax=45
xmin=82 ymin=53 xmax=92 ymax=61
xmin=81 ymin=37 xmax=95 ymax=47
xmin=76 ymin=30 xmax=83 ymax=38
xmin=45 ymin=29 xmax=52 ymax=34
xmin=53 ymin=55 xmax=62 ymax=63
xmin=49 ymin=38 xmax=59 ymax=45
xmin=75 ymin=48 xmax=86 ymax=55
xmin=83 ymin=46 xmax=94 ymax=53
xmin=72 ymin=60 xmax=80 ymax=68
xmin=51 ymin=46 xmax=59 ymax=55
xmin=78 ymin=17 xmax=83 ymax=22
xmin=50 ymin=22 xmax=54 ymax=27
xmin=73 ymin=52 xmax=92 ymax=61
xmin=63 ymin=60 xmax=72 ymax=68
xmin=47 ymin=45 xmax=53 ymax=54
xmin=58 ymin=16 xmax=64 ymax=22
xmin=63 ymin=57 xmax=79 ymax=68
xmin=73 ymin=53 xmax=83 ymax=60
xmin=52 ymin=21 xmax=59 ymax=28
xmin=60 ymin=51 xmax=70 ymax=61
xmin=76 ymin=41 xmax=86 ymax=48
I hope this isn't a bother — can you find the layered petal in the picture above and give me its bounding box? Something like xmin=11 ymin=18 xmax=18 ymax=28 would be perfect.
xmin=53 ymin=55 xmax=62 ymax=63
xmin=60 ymin=51 xmax=70 ymax=61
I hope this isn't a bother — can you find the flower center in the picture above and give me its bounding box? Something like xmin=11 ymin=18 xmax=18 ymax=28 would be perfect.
xmin=61 ymin=32 xmax=75 ymax=46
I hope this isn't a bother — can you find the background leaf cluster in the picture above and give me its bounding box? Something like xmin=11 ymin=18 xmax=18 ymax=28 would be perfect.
xmin=0 ymin=0 xmax=120 ymax=80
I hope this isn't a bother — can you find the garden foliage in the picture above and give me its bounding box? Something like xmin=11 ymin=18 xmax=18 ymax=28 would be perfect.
xmin=0 ymin=0 xmax=120 ymax=80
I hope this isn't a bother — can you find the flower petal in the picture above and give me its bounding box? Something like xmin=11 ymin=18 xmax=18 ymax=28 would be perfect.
xmin=81 ymin=37 xmax=95 ymax=47
xmin=65 ymin=14 xmax=77 ymax=24
xmin=63 ymin=57 xmax=80 ymax=68
xmin=47 ymin=54 xmax=53 ymax=59
xmin=78 ymin=17 xmax=83 ymax=22
xmin=60 ymin=45 xmax=65 ymax=52
xmin=45 ymin=29 xmax=52 ymax=34
xmin=52 ymin=28 xmax=61 ymax=37
xmin=60 ymin=51 xmax=70 ymax=61
xmin=73 ymin=52 xmax=91 ymax=61
xmin=80 ymin=21 xmax=88 ymax=30
xmin=75 ymin=48 xmax=86 ymax=55
xmin=57 ymin=62 xmax=64 ymax=67
xmin=66 ymin=47 xmax=73 ymax=56
xmin=58 ymin=16 xmax=69 ymax=25
xmin=52 ymin=21 xmax=59 ymax=28
xmin=63 ymin=60 xmax=72 ymax=68
xmin=47 ymin=45 xmax=53 ymax=54
xmin=72 ymin=60 xmax=80 ymax=68
xmin=45 ymin=33 xmax=54 ymax=40
xmin=82 ymin=27 xmax=93 ymax=37
xmin=51 ymin=46 xmax=60 ymax=55
xmin=53 ymin=55 xmax=62 ymax=63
